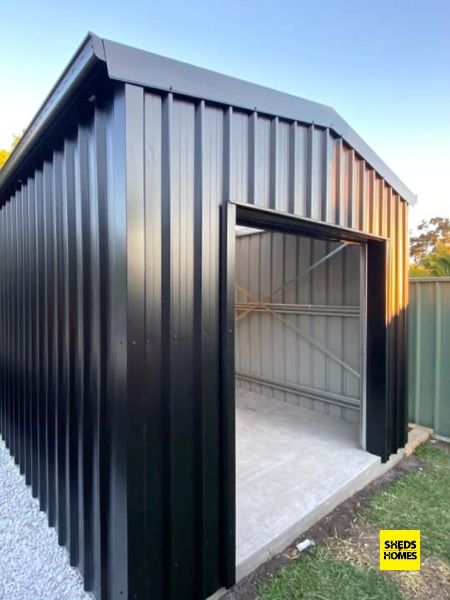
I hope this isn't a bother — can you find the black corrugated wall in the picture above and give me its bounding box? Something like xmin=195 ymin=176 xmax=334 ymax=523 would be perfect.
xmin=0 ymin=77 xmax=408 ymax=600
xmin=0 ymin=82 xmax=235 ymax=600
xmin=122 ymin=85 xmax=233 ymax=599
xmin=0 ymin=87 xmax=129 ymax=600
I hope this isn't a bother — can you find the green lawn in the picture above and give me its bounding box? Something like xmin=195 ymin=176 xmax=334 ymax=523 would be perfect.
xmin=259 ymin=547 xmax=402 ymax=600
xmin=258 ymin=443 xmax=450 ymax=600
xmin=364 ymin=444 xmax=450 ymax=562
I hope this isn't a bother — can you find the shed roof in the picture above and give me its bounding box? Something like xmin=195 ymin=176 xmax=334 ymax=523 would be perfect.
xmin=0 ymin=32 xmax=417 ymax=206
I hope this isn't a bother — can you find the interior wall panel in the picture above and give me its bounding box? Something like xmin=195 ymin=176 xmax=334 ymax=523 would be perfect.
xmin=235 ymin=231 xmax=361 ymax=422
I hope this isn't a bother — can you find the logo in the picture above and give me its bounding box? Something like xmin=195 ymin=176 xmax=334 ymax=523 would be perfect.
xmin=379 ymin=530 xmax=420 ymax=570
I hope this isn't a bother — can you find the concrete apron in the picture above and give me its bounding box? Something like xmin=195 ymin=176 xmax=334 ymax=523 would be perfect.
xmin=235 ymin=390 xmax=406 ymax=582
xmin=206 ymin=397 xmax=429 ymax=600
xmin=236 ymin=447 xmax=404 ymax=581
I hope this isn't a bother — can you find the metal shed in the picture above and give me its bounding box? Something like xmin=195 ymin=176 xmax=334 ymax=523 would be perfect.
xmin=0 ymin=33 xmax=415 ymax=600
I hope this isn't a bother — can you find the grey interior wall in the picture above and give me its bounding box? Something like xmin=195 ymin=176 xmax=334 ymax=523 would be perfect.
xmin=235 ymin=230 xmax=361 ymax=423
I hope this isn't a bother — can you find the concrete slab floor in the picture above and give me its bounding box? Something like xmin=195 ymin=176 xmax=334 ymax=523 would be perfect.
xmin=236 ymin=389 xmax=381 ymax=580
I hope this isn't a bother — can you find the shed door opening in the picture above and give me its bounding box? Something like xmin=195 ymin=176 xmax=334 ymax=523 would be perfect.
xmin=234 ymin=223 xmax=378 ymax=579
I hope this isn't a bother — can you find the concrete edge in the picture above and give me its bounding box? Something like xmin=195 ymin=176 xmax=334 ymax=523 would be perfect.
xmin=235 ymin=449 xmax=404 ymax=581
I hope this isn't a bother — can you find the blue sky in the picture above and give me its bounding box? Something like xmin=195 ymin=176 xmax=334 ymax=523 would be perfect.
xmin=1 ymin=0 xmax=449 ymax=228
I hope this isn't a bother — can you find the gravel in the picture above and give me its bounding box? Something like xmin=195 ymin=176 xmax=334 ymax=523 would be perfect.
xmin=0 ymin=438 xmax=91 ymax=600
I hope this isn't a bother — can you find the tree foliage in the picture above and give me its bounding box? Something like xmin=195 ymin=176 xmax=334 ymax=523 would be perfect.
xmin=0 ymin=149 xmax=10 ymax=169
xmin=422 ymin=247 xmax=450 ymax=276
xmin=0 ymin=135 xmax=20 ymax=170
xmin=410 ymin=217 xmax=450 ymax=277
xmin=410 ymin=217 xmax=450 ymax=263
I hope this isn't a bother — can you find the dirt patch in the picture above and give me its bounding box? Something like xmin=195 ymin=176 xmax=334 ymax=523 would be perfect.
xmin=225 ymin=453 xmax=425 ymax=600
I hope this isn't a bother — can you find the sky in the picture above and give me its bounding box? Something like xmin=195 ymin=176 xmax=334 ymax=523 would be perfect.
xmin=1 ymin=0 xmax=449 ymax=229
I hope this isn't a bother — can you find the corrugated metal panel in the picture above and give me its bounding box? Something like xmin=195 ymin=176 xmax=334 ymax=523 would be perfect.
xmin=0 ymin=59 xmax=409 ymax=600
xmin=208 ymin=104 xmax=407 ymax=455
xmin=132 ymin=88 xmax=408 ymax=596
xmin=235 ymin=231 xmax=361 ymax=422
xmin=109 ymin=88 xmax=230 ymax=599
xmin=99 ymin=36 xmax=417 ymax=205
xmin=408 ymin=278 xmax=450 ymax=438
xmin=0 ymin=89 xmax=128 ymax=600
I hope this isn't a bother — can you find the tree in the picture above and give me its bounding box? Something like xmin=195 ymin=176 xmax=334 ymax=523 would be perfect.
xmin=0 ymin=135 xmax=20 ymax=170
xmin=0 ymin=149 xmax=10 ymax=169
xmin=410 ymin=217 xmax=450 ymax=277
xmin=423 ymin=247 xmax=450 ymax=276
xmin=410 ymin=217 xmax=450 ymax=264
xmin=409 ymin=263 xmax=429 ymax=278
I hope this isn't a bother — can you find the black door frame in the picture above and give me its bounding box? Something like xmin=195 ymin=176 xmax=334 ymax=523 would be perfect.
xmin=220 ymin=201 xmax=389 ymax=586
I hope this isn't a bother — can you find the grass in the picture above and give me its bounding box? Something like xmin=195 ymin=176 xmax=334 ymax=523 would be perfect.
xmin=258 ymin=547 xmax=402 ymax=600
xmin=363 ymin=444 xmax=450 ymax=562
xmin=258 ymin=443 xmax=450 ymax=599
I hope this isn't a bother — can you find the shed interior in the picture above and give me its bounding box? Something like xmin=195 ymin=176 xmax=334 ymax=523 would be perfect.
xmin=234 ymin=226 xmax=379 ymax=577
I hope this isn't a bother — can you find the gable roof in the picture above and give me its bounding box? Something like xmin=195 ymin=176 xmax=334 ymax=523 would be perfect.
xmin=0 ymin=32 xmax=417 ymax=205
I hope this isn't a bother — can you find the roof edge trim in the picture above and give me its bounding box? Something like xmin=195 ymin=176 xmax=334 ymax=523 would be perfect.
xmin=102 ymin=37 xmax=417 ymax=206
xmin=1 ymin=33 xmax=417 ymax=207
xmin=0 ymin=33 xmax=105 ymax=192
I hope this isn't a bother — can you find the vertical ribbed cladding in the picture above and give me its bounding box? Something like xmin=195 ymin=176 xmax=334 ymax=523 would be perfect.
xmin=0 ymin=69 xmax=410 ymax=600
xmin=3 ymin=201 xmax=8 ymax=448
xmin=124 ymin=87 xmax=231 ymax=599
xmin=36 ymin=168 xmax=47 ymax=512
xmin=141 ymin=88 xmax=166 ymax=598
xmin=11 ymin=191 xmax=17 ymax=463
xmin=9 ymin=193 xmax=15 ymax=461
xmin=14 ymin=190 xmax=21 ymax=470
xmin=383 ymin=186 xmax=393 ymax=453
xmin=18 ymin=187 xmax=25 ymax=477
xmin=0 ymin=204 xmax=3 ymax=442
xmin=198 ymin=101 xmax=225 ymax=593
xmin=226 ymin=113 xmax=386 ymax=237
xmin=227 ymin=108 xmax=408 ymax=460
xmin=53 ymin=147 xmax=66 ymax=546
xmin=389 ymin=190 xmax=398 ymax=452
xmin=124 ymin=83 xmax=165 ymax=599
xmin=74 ymin=118 xmax=88 ymax=583
xmin=5 ymin=199 xmax=12 ymax=453
xmin=43 ymin=157 xmax=56 ymax=528
xmin=0 ymin=85 xmax=128 ymax=600
xmin=62 ymin=134 xmax=78 ymax=565
xmin=170 ymin=95 xmax=197 ymax=597
xmin=400 ymin=200 xmax=409 ymax=445
xmin=393 ymin=193 xmax=408 ymax=450
xmin=104 ymin=85 xmax=128 ymax=600
xmin=25 ymin=177 xmax=35 ymax=490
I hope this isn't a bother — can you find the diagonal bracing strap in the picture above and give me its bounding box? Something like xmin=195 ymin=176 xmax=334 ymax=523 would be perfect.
xmin=234 ymin=281 xmax=360 ymax=379
xmin=236 ymin=243 xmax=349 ymax=322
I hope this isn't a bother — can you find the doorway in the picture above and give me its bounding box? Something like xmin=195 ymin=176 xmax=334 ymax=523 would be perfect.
xmin=224 ymin=204 xmax=388 ymax=580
